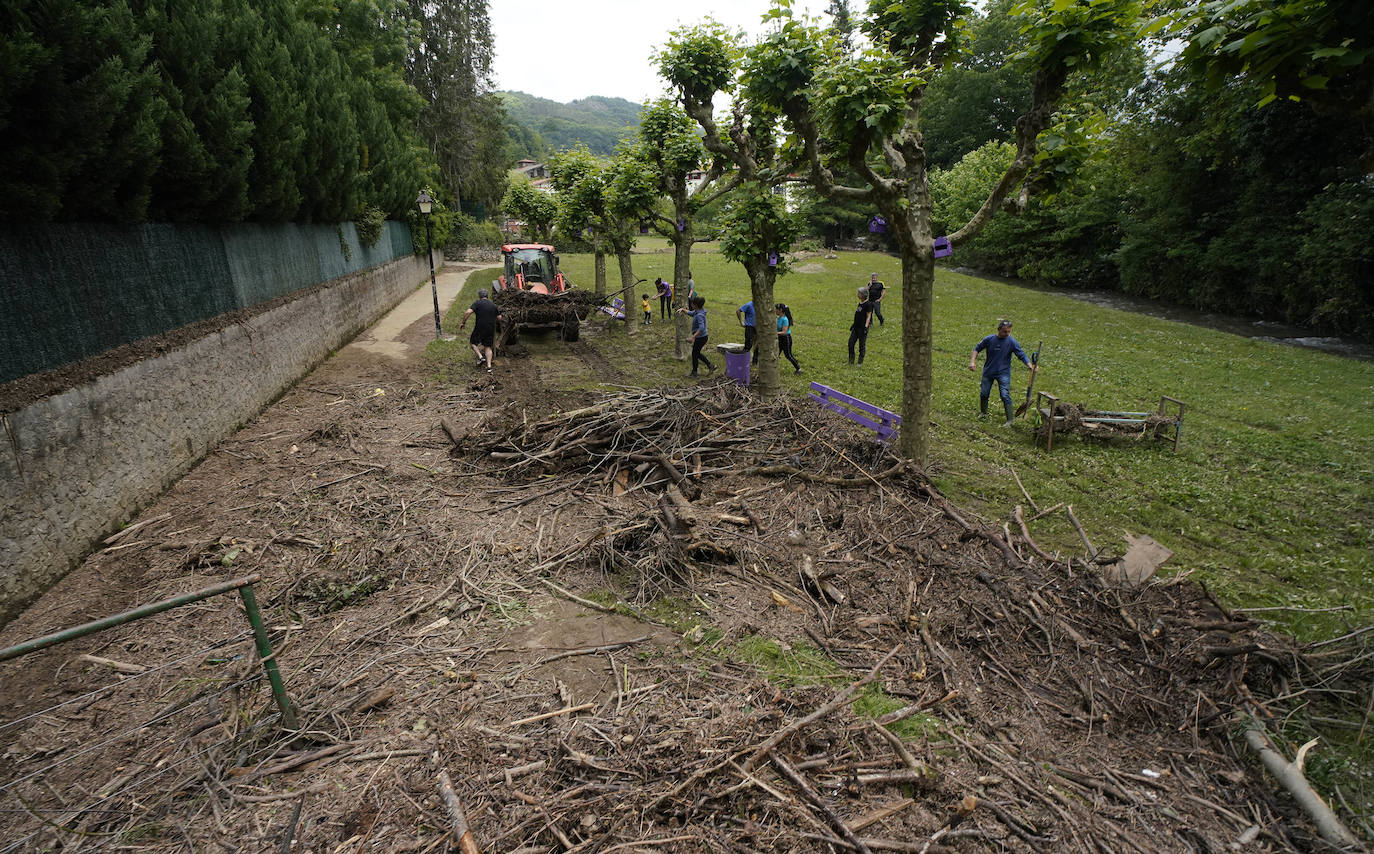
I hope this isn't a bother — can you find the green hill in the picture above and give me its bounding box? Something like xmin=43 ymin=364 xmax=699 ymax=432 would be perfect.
xmin=499 ymin=91 xmax=642 ymax=160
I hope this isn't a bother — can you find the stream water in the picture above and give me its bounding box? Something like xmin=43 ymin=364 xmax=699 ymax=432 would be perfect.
xmin=951 ymin=267 xmax=1374 ymax=362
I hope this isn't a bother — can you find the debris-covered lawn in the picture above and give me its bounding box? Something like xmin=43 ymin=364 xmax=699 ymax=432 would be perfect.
xmin=0 ymin=324 xmax=1368 ymax=853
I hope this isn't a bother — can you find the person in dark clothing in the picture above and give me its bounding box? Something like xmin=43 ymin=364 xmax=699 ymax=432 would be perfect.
xmin=775 ymin=303 xmax=800 ymax=374
xmin=968 ymin=318 xmax=1036 ymax=426
xmin=678 ymin=295 xmax=715 ymax=377
xmin=737 ymin=300 xmax=757 ymax=364
xmin=866 ymin=273 xmax=886 ymax=326
xmin=847 ymin=287 xmax=874 ymax=364
xmin=655 ymin=277 xmax=672 ymax=319
xmin=460 ymin=288 xmax=502 ymax=373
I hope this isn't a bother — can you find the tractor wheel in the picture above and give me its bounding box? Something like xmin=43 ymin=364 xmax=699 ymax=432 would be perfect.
xmin=561 ymin=316 xmax=580 ymax=342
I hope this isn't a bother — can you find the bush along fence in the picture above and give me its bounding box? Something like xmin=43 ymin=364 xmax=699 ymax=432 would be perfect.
xmin=0 ymin=575 xmax=295 ymax=851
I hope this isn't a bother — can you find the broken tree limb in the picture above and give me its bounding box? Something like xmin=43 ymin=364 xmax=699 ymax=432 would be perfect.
xmin=437 ymin=768 xmax=482 ymax=854
xmin=1013 ymin=505 xmax=1055 ymax=562
xmin=1243 ymin=725 xmax=1361 ymax=850
xmin=1065 ymin=505 xmax=1096 ymax=558
xmin=770 ymin=750 xmax=874 ymax=854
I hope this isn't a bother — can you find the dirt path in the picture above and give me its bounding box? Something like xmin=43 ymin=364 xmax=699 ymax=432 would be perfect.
xmin=0 ymin=287 xmax=1351 ymax=852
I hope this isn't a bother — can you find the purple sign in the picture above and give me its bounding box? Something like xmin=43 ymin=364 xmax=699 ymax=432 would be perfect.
xmin=768 ymin=251 xmax=779 ymax=268
xmin=933 ymin=236 xmax=953 ymax=258
xmin=677 ymin=218 xmax=686 ymax=232
xmin=868 ymin=215 xmax=887 ymax=234
xmin=639 ymin=223 xmax=649 ymax=235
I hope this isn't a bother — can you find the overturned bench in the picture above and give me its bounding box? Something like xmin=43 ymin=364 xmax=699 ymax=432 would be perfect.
xmin=808 ymin=382 xmax=901 ymax=443
xmin=1035 ymin=391 xmax=1186 ymax=452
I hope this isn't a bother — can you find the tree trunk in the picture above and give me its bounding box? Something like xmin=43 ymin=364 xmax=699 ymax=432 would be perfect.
xmin=594 ymin=251 xmax=606 ymax=298
xmin=895 ymin=209 xmax=934 ymax=467
xmin=672 ymin=227 xmax=694 ymax=360
xmin=617 ymin=251 xmax=638 ymax=336
xmin=744 ymin=259 xmax=780 ymax=399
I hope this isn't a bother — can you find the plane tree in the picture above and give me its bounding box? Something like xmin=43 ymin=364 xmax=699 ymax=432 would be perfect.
xmin=657 ymin=22 xmax=805 ymax=399
xmin=635 ymin=100 xmax=741 ymax=359
xmin=740 ymin=0 xmax=1139 ymax=463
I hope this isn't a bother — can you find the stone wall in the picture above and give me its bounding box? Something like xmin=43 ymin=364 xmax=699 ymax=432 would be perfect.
xmin=0 ymin=252 xmax=439 ymax=625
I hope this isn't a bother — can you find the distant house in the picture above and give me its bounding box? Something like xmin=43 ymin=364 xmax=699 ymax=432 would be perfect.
xmin=514 ymin=159 xmax=548 ymax=180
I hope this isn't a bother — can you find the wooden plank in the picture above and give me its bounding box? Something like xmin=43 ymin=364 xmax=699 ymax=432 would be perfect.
xmin=808 ymin=393 xmax=899 ymax=441
xmin=810 ymin=382 xmax=902 ymax=425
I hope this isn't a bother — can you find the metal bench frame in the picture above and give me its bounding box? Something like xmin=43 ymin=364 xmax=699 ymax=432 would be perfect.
xmin=1035 ymin=391 xmax=1186 ymax=452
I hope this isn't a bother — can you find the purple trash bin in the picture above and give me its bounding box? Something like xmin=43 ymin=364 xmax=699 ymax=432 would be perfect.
xmin=718 ymin=344 xmax=750 ymax=386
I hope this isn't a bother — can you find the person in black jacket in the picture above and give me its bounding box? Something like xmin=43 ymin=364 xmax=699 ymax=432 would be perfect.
xmin=460 ymin=289 xmax=503 ymax=373
xmin=847 ymin=287 xmax=874 ymax=364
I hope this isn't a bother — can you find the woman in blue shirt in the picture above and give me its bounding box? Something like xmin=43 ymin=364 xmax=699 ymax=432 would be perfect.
xmin=775 ymin=303 xmax=800 ymax=374
xmin=678 ymin=295 xmax=715 ymax=377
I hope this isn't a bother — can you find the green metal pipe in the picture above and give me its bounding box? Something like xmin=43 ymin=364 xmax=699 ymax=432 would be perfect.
xmin=238 ymin=585 xmax=298 ymax=730
xmin=0 ymin=574 xmax=262 ymax=663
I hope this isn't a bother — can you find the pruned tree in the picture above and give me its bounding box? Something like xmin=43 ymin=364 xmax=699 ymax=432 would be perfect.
xmin=600 ymin=147 xmax=660 ymax=336
xmin=635 ymin=99 xmax=740 ymax=358
xmin=501 ymin=178 xmax=556 ymax=243
xmin=548 ymin=145 xmax=610 ymax=297
xmin=657 ymin=21 xmax=804 ymax=399
xmin=737 ymin=0 xmax=1139 ymax=462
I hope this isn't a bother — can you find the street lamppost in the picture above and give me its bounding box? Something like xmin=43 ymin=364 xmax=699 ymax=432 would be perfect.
xmin=416 ymin=190 xmax=442 ymax=340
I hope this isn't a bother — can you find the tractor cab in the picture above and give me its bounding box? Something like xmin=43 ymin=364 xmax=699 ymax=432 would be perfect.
xmin=497 ymin=244 xmax=567 ymax=295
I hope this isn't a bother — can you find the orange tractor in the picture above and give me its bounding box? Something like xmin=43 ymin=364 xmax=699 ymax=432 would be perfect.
xmin=492 ymin=243 xmax=594 ymax=345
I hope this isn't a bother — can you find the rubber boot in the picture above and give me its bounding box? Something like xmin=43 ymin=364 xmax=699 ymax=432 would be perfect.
xmin=978 ymin=398 xmax=989 ymax=421
xmin=1001 ymin=400 xmax=1015 ymax=427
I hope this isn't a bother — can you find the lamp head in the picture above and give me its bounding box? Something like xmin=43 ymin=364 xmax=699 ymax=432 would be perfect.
xmin=416 ymin=190 xmax=434 ymax=215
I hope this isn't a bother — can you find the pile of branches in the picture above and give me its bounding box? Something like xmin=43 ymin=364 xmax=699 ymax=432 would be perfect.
xmin=451 ymin=383 xmax=1371 ymax=850
xmin=1043 ymin=400 xmax=1177 ymax=441
xmin=493 ymin=288 xmax=602 ymax=324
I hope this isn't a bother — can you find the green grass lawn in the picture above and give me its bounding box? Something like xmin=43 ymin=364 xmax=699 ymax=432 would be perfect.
xmin=442 ymin=243 xmax=1374 ymax=643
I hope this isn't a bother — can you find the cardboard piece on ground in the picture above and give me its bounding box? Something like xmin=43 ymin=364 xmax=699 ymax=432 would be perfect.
xmin=1104 ymin=533 xmax=1173 ymax=588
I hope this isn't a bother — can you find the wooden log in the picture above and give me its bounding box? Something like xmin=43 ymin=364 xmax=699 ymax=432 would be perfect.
xmin=1244 ymin=726 xmax=1361 ymax=850
xmin=437 ymin=768 xmax=482 ymax=854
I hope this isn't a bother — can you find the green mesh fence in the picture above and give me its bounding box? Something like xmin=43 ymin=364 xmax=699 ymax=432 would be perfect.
xmin=0 ymin=221 xmax=417 ymax=385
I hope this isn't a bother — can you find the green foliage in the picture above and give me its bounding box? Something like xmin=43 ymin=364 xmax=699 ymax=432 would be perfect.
xmin=718 ymin=183 xmax=803 ymax=272
xmin=0 ymin=0 xmax=437 ymax=225
xmin=354 ymin=205 xmax=386 ymax=247
xmin=1010 ymin=0 xmax=1142 ymax=80
xmin=1169 ymin=0 xmax=1374 ymax=110
xmin=637 ymin=100 xmax=706 ymax=183
xmin=812 ymin=51 xmax=914 ymax=157
xmin=501 ymin=177 xmax=557 ymax=242
xmin=742 ymin=16 xmax=828 ymax=112
xmin=1294 ymin=180 xmax=1374 ymax=335
xmin=862 ymin=0 xmax=972 ymax=62
xmin=448 ymin=213 xmax=502 ymax=249
xmin=656 ymin=21 xmax=738 ymax=104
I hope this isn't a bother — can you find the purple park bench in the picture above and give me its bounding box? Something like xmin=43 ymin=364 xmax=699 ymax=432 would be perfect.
xmin=598 ymin=297 xmax=626 ymax=320
xmin=808 ymin=382 xmax=901 ymax=443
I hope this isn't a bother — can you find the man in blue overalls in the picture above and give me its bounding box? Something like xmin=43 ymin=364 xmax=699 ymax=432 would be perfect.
xmin=969 ymin=319 xmax=1036 ymax=426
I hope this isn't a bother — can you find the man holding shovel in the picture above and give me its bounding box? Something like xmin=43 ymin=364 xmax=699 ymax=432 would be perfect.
xmin=969 ymin=319 xmax=1037 ymax=427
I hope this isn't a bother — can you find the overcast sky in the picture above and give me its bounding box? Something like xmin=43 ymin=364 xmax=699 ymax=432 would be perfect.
xmin=489 ymin=0 xmax=831 ymax=105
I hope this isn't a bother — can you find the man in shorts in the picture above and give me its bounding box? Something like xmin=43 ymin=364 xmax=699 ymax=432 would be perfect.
xmin=460 ymin=288 xmax=502 ymax=373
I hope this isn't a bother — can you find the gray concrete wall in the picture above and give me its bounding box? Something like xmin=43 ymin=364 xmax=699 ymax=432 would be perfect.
xmin=0 ymin=252 xmax=439 ymax=625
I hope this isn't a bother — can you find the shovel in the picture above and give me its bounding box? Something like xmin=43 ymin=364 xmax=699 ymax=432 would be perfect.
xmin=1014 ymin=340 xmax=1042 ymax=419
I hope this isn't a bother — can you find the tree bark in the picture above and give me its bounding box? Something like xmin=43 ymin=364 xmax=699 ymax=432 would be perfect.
xmin=617 ymin=251 xmax=638 ymax=336
xmin=672 ymin=227 xmax=693 ymax=359
xmin=893 ymin=171 xmax=935 ymax=466
xmin=743 ymin=259 xmax=780 ymax=399
xmin=593 ymin=251 xmax=606 ymax=298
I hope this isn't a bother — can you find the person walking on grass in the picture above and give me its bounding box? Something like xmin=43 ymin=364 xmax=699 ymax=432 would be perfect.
xmin=678 ymin=295 xmax=715 ymax=377
xmin=459 ymin=288 xmax=502 ymax=373
xmin=655 ymin=277 xmax=672 ymax=320
xmin=847 ymin=287 xmax=874 ymax=364
xmin=867 ymin=273 xmax=886 ymax=327
xmin=642 ymin=293 xmax=653 ymax=325
xmin=969 ymin=318 xmax=1036 ymax=426
xmin=737 ymin=299 xmax=757 ymax=364
xmin=776 ymin=303 xmax=801 ymax=374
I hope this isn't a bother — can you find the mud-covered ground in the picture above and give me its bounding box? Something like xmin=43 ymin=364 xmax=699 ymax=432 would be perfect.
xmin=0 ymin=274 xmax=1364 ymax=853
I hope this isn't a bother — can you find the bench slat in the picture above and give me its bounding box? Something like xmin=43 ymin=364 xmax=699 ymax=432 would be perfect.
xmin=809 ymin=382 xmax=901 ymax=426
